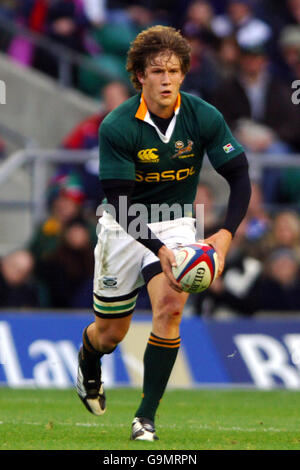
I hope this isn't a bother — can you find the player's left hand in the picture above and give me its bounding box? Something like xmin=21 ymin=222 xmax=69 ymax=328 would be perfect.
xmin=199 ymin=228 xmax=232 ymax=278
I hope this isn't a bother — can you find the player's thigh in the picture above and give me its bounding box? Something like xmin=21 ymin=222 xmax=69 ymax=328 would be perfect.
xmin=143 ymin=215 xmax=195 ymax=318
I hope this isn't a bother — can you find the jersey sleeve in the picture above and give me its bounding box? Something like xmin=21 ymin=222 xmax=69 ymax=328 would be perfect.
xmin=204 ymin=109 xmax=244 ymax=169
xmin=99 ymin=120 xmax=136 ymax=181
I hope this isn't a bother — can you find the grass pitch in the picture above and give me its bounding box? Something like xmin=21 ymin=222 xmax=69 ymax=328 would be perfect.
xmin=1 ymin=387 xmax=300 ymax=450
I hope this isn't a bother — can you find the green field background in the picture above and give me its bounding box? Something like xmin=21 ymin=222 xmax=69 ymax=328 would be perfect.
xmin=1 ymin=388 xmax=300 ymax=450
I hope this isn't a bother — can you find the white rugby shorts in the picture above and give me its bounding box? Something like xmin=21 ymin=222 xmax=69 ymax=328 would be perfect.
xmin=93 ymin=212 xmax=196 ymax=318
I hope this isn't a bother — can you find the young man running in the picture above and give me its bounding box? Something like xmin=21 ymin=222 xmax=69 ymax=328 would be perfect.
xmin=77 ymin=25 xmax=251 ymax=441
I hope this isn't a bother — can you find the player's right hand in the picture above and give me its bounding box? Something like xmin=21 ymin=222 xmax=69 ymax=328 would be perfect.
xmin=201 ymin=228 xmax=232 ymax=278
xmin=157 ymin=245 xmax=183 ymax=293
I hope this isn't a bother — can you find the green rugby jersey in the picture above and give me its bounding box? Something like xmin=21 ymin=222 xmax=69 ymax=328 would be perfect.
xmin=99 ymin=91 xmax=243 ymax=221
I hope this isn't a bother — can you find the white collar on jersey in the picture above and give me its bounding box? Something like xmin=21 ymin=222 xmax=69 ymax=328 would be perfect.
xmin=135 ymin=93 xmax=181 ymax=144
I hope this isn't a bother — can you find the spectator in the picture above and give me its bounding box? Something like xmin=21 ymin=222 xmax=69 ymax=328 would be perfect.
xmin=38 ymin=217 xmax=95 ymax=308
xmin=46 ymin=0 xmax=88 ymax=50
xmin=6 ymin=0 xmax=48 ymax=67
xmin=33 ymin=0 xmax=89 ymax=84
xmin=250 ymin=247 xmax=300 ymax=312
xmin=259 ymin=209 xmax=300 ymax=260
xmin=78 ymin=3 xmax=157 ymax=97
xmin=279 ymin=25 xmax=300 ymax=82
xmin=181 ymin=29 xmax=221 ymax=100
xmin=212 ymin=0 xmax=272 ymax=49
xmin=181 ymin=0 xmax=219 ymax=49
xmin=8 ymin=1 xmax=82 ymax=71
xmin=212 ymin=42 xmax=300 ymax=202
xmin=216 ymin=35 xmax=241 ymax=79
xmin=61 ymin=80 xmax=131 ymax=209
xmin=213 ymin=43 xmax=299 ymax=148
xmin=0 ymin=250 xmax=40 ymax=308
xmin=233 ymin=117 xmax=293 ymax=204
xmin=62 ymin=81 xmax=130 ymax=151
xmin=29 ymin=171 xmax=96 ymax=264
xmin=234 ymin=118 xmax=290 ymax=155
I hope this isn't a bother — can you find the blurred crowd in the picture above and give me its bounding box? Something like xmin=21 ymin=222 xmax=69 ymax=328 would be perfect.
xmin=0 ymin=0 xmax=300 ymax=316
xmin=191 ymin=181 xmax=300 ymax=316
xmin=2 ymin=176 xmax=300 ymax=316
xmin=0 ymin=1 xmax=299 ymax=102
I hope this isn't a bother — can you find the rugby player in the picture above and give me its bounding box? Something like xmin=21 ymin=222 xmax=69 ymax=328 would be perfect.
xmin=77 ymin=25 xmax=251 ymax=441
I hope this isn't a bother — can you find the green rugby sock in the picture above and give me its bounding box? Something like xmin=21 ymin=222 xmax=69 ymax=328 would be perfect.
xmin=135 ymin=332 xmax=181 ymax=423
xmin=79 ymin=325 xmax=103 ymax=382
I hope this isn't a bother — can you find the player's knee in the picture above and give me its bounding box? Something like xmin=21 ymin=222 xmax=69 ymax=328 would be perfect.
xmin=98 ymin=341 xmax=118 ymax=354
xmin=94 ymin=326 xmax=125 ymax=353
xmin=155 ymin=297 xmax=183 ymax=326
xmin=98 ymin=335 xmax=121 ymax=353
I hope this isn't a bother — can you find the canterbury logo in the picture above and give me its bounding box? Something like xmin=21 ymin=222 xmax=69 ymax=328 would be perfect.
xmin=137 ymin=148 xmax=159 ymax=162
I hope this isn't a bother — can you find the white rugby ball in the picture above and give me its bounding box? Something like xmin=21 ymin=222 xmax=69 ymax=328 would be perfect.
xmin=172 ymin=243 xmax=219 ymax=293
